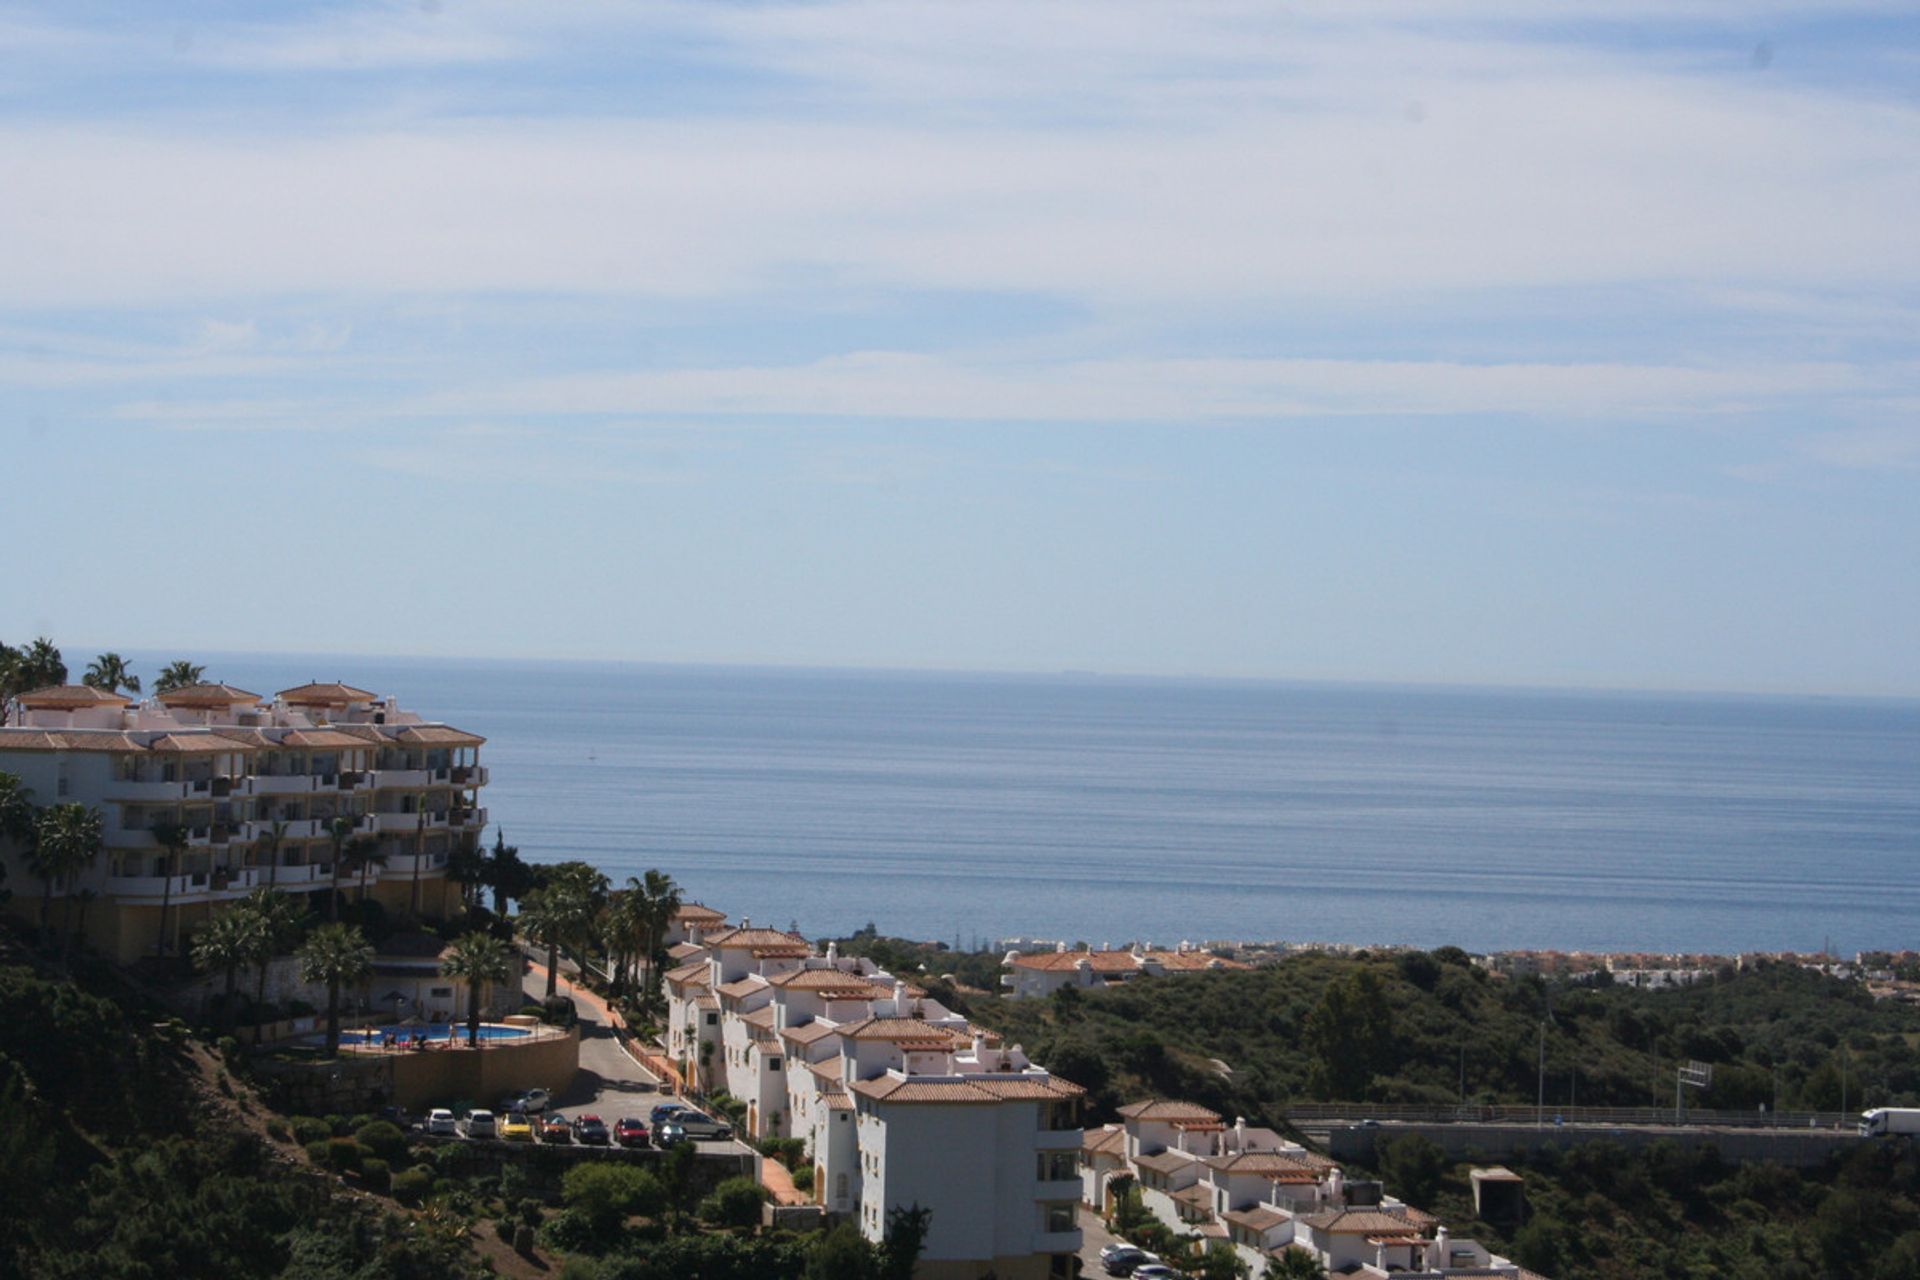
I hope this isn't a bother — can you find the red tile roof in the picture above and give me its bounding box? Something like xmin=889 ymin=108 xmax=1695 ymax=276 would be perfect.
xmin=277 ymin=682 xmax=376 ymax=705
xmin=851 ymin=1074 xmax=1084 ymax=1105
xmin=1118 ymin=1099 xmax=1223 ymax=1123
xmin=156 ymin=683 xmax=262 ymax=707
xmin=14 ymin=684 xmax=134 ymax=709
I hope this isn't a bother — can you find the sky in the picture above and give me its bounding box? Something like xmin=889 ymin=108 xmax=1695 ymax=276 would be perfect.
xmin=2 ymin=1 xmax=1918 ymax=696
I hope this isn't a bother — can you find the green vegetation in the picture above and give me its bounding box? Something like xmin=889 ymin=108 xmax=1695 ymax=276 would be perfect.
xmin=968 ymin=949 xmax=1920 ymax=1120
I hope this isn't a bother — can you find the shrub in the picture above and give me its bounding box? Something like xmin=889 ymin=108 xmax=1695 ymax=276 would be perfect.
xmin=495 ymin=1218 xmax=517 ymax=1244
xmin=391 ymin=1167 xmax=433 ymax=1204
xmin=360 ymin=1157 xmax=391 ymax=1193
xmin=791 ymin=1165 xmax=814 ymax=1192
xmin=303 ymin=1139 xmax=331 ymax=1166
xmin=323 ymin=1138 xmax=365 ymax=1174
xmin=513 ymin=1224 xmax=536 ymax=1256
xmin=561 ymin=1163 xmax=665 ymax=1229
xmin=539 ymin=1207 xmax=605 ymax=1254
xmin=323 ymin=1113 xmax=350 ymax=1136
xmin=354 ymin=1119 xmax=408 ymax=1162
xmin=698 ymin=1175 xmax=770 ymax=1229
xmin=290 ymin=1116 xmax=330 ymax=1145
xmin=265 ymin=1119 xmax=290 ymax=1143
xmin=517 ymin=1197 xmax=546 ymax=1227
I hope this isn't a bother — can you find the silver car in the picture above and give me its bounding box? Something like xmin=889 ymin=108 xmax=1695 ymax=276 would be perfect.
xmin=460 ymin=1108 xmax=497 ymax=1139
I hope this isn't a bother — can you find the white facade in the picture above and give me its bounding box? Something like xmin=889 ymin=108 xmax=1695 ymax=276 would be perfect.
xmin=0 ymin=682 xmax=488 ymax=962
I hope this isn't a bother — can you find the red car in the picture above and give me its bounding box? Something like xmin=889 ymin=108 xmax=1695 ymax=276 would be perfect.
xmin=613 ymin=1117 xmax=650 ymax=1148
xmin=538 ymin=1115 xmax=571 ymax=1143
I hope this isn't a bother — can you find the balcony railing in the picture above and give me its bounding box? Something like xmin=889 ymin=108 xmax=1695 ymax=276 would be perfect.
xmin=105 ymin=874 xmax=204 ymax=900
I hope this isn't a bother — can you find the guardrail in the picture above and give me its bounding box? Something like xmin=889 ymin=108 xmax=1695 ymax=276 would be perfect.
xmin=1284 ymin=1102 xmax=1861 ymax=1131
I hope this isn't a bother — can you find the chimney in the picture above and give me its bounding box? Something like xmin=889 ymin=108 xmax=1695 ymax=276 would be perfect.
xmin=1055 ymin=941 xmax=1067 ymax=953
xmin=1329 ymin=1168 xmax=1344 ymax=1203
xmin=1433 ymin=1225 xmax=1449 ymax=1266
xmin=893 ymin=980 xmax=907 ymax=1014
xmin=741 ymin=917 xmax=750 ymax=929
xmin=972 ymin=1031 xmax=986 ymax=1062
xmin=1234 ymin=1116 xmax=1247 ymax=1151
xmin=826 ymin=941 xmax=838 ymax=963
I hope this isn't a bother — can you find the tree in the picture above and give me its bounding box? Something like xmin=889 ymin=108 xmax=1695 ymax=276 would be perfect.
xmin=260 ymin=818 xmax=288 ymax=890
xmin=484 ymin=831 xmax=535 ymax=915
xmin=32 ymin=802 xmax=102 ymax=956
xmin=806 ymin=1221 xmax=880 ymax=1280
xmin=153 ymin=660 xmax=206 ymax=695
xmin=237 ymin=889 xmax=304 ymax=1043
xmin=879 ymin=1204 xmax=932 ymax=1280
xmin=192 ymin=909 xmax=253 ymax=1030
xmin=296 ymin=923 xmax=373 ymax=1056
xmin=635 ymin=868 xmax=682 ymax=1011
xmin=1 ymin=638 xmax=66 ymax=723
xmin=149 ymin=819 xmax=190 ymax=958
xmin=1303 ymin=968 xmax=1393 ymax=1097
xmin=562 ymin=1162 xmax=665 ymax=1233
xmin=446 ymin=835 xmax=486 ymax=911
xmin=323 ymin=817 xmax=358 ymax=923
xmin=441 ymin=930 xmax=514 ymax=1048
xmin=82 ymin=653 xmax=141 ymax=695
xmin=0 ymin=772 xmax=33 ymax=845
xmin=1377 ymin=1132 xmax=1447 ymax=1209
xmin=1195 ymin=1240 xmax=1249 ymax=1280
xmin=519 ymin=884 xmax=590 ymax=1000
xmin=697 ymin=1175 xmax=769 ymax=1229
xmin=346 ymin=836 xmax=387 ymax=905
xmin=1265 ymin=1247 xmax=1327 ymax=1280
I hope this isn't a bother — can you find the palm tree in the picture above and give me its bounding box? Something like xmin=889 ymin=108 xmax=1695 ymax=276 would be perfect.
xmin=409 ymin=789 xmax=430 ymax=916
xmin=153 ymin=660 xmax=207 ymax=695
xmin=348 ymin=836 xmax=387 ymax=905
xmin=192 ymin=909 xmax=253 ymax=1030
xmin=440 ymin=931 xmax=514 ymax=1048
xmin=517 ymin=886 xmax=581 ymax=1001
xmin=297 ymin=922 xmax=374 ymax=1056
xmin=446 ymin=834 xmax=486 ymax=912
xmin=71 ymin=888 xmax=97 ymax=953
xmin=260 ymin=817 xmax=288 ymax=889
xmin=29 ymin=803 xmax=101 ymax=948
xmin=484 ymin=830 xmax=532 ymax=916
xmin=636 ymin=869 xmax=682 ymax=1011
xmin=0 ymin=772 xmax=35 ymax=846
xmin=149 ymin=819 xmax=190 ymax=958
xmin=82 ymin=653 xmax=141 ymax=694
xmin=21 ymin=637 xmax=66 ymax=687
xmin=1265 ymin=1247 xmax=1327 ymax=1280
xmin=237 ymin=889 xmax=304 ymax=1044
xmin=323 ymin=816 xmax=356 ymax=923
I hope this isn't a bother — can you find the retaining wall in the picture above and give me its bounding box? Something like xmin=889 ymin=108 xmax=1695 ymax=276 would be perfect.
xmin=1328 ymin=1122 xmax=1866 ymax=1170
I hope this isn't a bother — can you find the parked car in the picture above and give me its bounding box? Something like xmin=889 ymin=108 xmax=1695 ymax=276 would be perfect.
xmin=500 ymin=1112 xmax=534 ymax=1142
xmin=539 ymin=1114 xmax=572 ymax=1143
xmin=518 ymin=1088 xmax=551 ymax=1114
xmin=572 ymin=1113 xmax=610 ymax=1145
xmin=653 ymin=1121 xmax=689 ymax=1148
xmin=613 ymin=1117 xmax=650 ymax=1148
xmin=460 ymin=1109 xmax=497 ymax=1139
xmin=667 ymin=1110 xmax=733 ymax=1141
xmin=425 ymin=1108 xmax=458 ymax=1136
xmin=1130 ymin=1267 xmax=1180 ymax=1280
xmin=1103 ymin=1248 xmax=1161 ymax=1277
xmin=377 ymin=1104 xmax=411 ymax=1128
xmin=650 ymin=1102 xmax=693 ymax=1128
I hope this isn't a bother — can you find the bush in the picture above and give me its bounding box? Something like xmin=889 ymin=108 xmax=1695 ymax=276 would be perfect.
xmin=539 ymin=1207 xmax=605 ymax=1254
xmin=354 ymin=1119 xmax=409 ymax=1162
xmin=265 ymin=1119 xmax=290 ymax=1143
xmin=323 ymin=1113 xmax=350 ymax=1137
xmin=513 ymin=1223 xmax=536 ymax=1256
xmin=303 ymin=1139 xmax=332 ymax=1166
xmin=391 ymin=1167 xmax=433 ymax=1204
xmin=323 ymin=1138 xmax=365 ymax=1174
xmin=495 ymin=1217 xmax=517 ymax=1243
xmin=360 ymin=1157 xmax=391 ymax=1193
xmin=561 ymin=1163 xmax=665 ymax=1229
xmin=290 ymin=1116 xmax=330 ymax=1145
xmin=698 ymin=1175 xmax=770 ymax=1229
xmin=791 ymin=1165 xmax=814 ymax=1192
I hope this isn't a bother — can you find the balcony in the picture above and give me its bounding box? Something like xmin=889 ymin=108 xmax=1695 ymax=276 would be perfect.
xmin=370 ymin=768 xmax=429 ymax=790
xmin=104 ymin=873 xmax=207 ymax=902
xmin=246 ymin=817 xmax=322 ymax=841
xmin=450 ymin=765 xmax=488 ymax=787
xmin=383 ymin=852 xmax=450 ymax=877
xmin=1031 ymin=1230 xmax=1082 ymax=1255
xmin=110 ymin=779 xmax=187 ymax=802
xmin=1036 ymin=1178 xmax=1083 ymax=1200
xmin=106 ymin=827 xmax=160 ymax=850
xmin=449 ymin=807 xmax=488 ymax=830
xmin=245 ymin=774 xmax=316 ymax=796
xmin=1034 ymin=1128 xmax=1084 ymax=1150
xmin=269 ymin=863 xmax=325 ymax=886
xmin=375 ymin=810 xmax=449 ymax=833
xmin=338 ymin=770 xmax=366 ymax=792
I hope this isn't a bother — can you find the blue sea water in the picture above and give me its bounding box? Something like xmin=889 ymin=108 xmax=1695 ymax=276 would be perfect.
xmin=169 ymin=654 xmax=1920 ymax=955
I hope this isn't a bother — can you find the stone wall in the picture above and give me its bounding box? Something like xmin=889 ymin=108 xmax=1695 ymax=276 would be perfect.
xmin=1328 ymin=1122 xmax=1866 ymax=1170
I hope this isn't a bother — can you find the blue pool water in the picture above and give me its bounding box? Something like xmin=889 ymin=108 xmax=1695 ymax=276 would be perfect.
xmin=328 ymin=1024 xmax=532 ymax=1046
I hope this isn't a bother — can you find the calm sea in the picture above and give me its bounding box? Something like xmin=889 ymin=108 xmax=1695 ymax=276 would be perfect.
xmin=159 ymin=654 xmax=1920 ymax=955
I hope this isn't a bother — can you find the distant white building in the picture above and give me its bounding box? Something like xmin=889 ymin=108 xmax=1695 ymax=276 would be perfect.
xmin=1002 ymin=943 xmax=1251 ymax=998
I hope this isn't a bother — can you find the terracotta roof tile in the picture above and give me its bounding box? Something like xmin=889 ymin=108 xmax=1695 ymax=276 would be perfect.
xmin=395 ymin=725 xmax=486 ymax=746
xmin=706 ymin=926 xmax=811 ymax=950
xmin=716 ymin=978 xmax=766 ymax=1000
xmin=0 ymin=730 xmax=143 ymax=753
xmin=780 ymin=1020 xmax=841 ymax=1046
xmin=1295 ymin=1209 xmax=1424 ymax=1235
xmin=833 ymin=1016 xmax=968 ymax=1044
xmin=148 ymin=732 xmax=256 ymax=753
xmin=667 ymin=942 xmax=704 ymax=961
xmin=1205 ymin=1150 xmax=1336 ymax=1176
xmin=280 ymin=729 xmax=372 ymax=749
xmin=1133 ymin=1150 xmax=1197 ymax=1175
xmin=155 ymin=683 xmax=262 ymax=708
xmin=1222 ymin=1206 xmax=1291 ymax=1232
xmin=1083 ymin=1126 xmax=1127 ymax=1156
xmin=851 ymin=1074 xmax=1084 ymax=1105
xmin=675 ymin=903 xmax=727 ymax=922
xmin=14 ymin=684 xmax=135 ymax=709
xmin=1118 ymin=1099 xmax=1223 ymax=1123
xmin=277 ymin=682 xmax=377 ymax=704
xmin=664 ymin=960 xmax=711 ymax=988
xmin=768 ymin=968 xmax=886 ymax=993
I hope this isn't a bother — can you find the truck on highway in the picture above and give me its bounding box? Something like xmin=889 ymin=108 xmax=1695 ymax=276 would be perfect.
xmin=1859 ymin=1108 xmax=1920 ymax=1137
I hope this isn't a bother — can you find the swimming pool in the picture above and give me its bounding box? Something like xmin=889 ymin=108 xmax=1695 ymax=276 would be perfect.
xmin=315 ymin=1024 xmax=536 ymax=1046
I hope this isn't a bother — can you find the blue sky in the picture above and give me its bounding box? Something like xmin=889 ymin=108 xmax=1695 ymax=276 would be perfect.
xmin=2 ymin=1 xmax=1918 ymax=695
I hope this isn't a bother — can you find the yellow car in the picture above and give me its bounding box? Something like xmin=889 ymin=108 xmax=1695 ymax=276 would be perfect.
xmin=500 ymin=1112 xmax=535 ymax=1142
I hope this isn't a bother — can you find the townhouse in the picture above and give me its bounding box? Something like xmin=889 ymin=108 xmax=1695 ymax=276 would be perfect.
xmin=668 ymin=914 xmax=1085 ymax=1279
xmin=1002 ymin=942 xmax=1250 ymax=998
xmin=0 ymin=681 xmax=488 ymax=962
xmin=1084 ymin=1097 xmax=1545 ymax=1279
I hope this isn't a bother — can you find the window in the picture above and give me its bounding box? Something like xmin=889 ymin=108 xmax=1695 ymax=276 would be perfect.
xmin=1044 ymin=1203 xmax=1075 ymax=1233
xmin=705 ymin=1013 xmax=718 ymax=1026
xmin=836 ymin=1173 xmax=848 ymax=1201
xmin=769 ymin=1057 xmax=783 ymax=1071
xmin=430 ymin=986 xmax=452 ymax=998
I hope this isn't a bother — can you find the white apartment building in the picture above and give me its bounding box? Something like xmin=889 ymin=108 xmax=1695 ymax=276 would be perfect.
xmin=0 ymin=681 xmax=489 ymax=962
xmin=667 ymin=916 xmax=1085 ymax=1280
xmin=1085 ymin=1097 xmax=1546 ymax=1279
xmin=1002 ymin=942 xmax=1251 ymax=998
